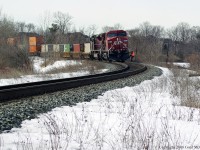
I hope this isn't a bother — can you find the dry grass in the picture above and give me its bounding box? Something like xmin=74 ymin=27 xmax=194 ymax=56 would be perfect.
xmin=2 ymin=65 xmax=200 ymax=149
xmin=169 ymin=65 xmax=200 ymax=109
xmin=0 ymin=68 xmax=33 ymax=79
xmin=149 ymin=61 xmax=200 ymax=109
xmin=5 ymin=78 xmax=200 ymax=149
xmin=0 ymin=57 xmax=107 ymax=79
xmin=43 ymin=60 xmax=106 ymax=74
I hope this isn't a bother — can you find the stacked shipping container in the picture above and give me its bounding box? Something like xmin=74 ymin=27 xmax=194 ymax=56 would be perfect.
xmin=29 ymin=37 xmax=37 ymax=54
xmin=41 ymin=43 xmax=91 ymax=59
xmin=28 ymin=36 xmax=43 ymax=55
xmin=7 ymin=34 xmax=43 ymax=56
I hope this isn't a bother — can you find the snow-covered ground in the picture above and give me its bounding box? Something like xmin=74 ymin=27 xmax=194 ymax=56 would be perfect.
xmin=1 ymin=65 xmax=200 ymax=149
xmin=173 ymin=62 xmax=191 ymax=68
xmin=0 ymin=57 xmax=108 ymax=86
xmin=32 ymin=57 xmax=82 ymax=73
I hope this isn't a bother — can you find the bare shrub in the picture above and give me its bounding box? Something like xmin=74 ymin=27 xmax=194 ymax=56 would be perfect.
xmin=186 ymin=53 xmax=200 ymax=71
xmin=0 ymin=45 xmax=33 ymax=77
xmin=170 ymin=68 xmax=200 ymax=108
xmin=0 ymin=45 xmax=30 ymax=68
xmin=14 ymin=132 xmax=33 ymax=150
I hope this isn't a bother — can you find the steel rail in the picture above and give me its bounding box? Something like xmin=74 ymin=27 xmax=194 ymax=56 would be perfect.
xmin=0 ymin=62 xmax=147 ymax=102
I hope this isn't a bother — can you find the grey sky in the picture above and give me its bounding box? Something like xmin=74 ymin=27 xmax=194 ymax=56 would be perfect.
xmin=1 ymin=0 xmax=200 ymax=31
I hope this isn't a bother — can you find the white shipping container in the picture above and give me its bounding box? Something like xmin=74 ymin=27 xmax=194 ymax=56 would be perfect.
xmin=53 ymin=44 xmax=59 ymax=52
xmin=41 ymin=44 xmax=48 ymax=53
xmin=84 ymin=43 xmax=91 ymax=53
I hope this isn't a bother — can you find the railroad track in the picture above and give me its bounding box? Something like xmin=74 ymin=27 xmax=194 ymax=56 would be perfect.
xmin=0 ymin=62 xmax=147 ymax=102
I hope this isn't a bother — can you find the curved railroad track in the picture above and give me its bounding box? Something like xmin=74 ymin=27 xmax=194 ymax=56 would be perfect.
xmin=0 ymin=62 xmax=147 ymax=102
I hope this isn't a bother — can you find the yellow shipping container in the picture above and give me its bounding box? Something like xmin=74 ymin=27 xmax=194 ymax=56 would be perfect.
xmin=29 ymin=37 xmax=37 ymax=45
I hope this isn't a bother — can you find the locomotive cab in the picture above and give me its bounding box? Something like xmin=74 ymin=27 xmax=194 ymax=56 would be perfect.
xmin=90 ymin=30 xmax=130 ymax=62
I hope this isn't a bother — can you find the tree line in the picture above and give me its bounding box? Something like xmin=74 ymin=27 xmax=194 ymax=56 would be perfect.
xmin=1 ymin=9 xmax=200 ymax=69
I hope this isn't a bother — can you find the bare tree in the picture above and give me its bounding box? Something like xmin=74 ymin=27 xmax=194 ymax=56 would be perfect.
xmin=86 ymin=24 xmax=97 ymax=37
xmin=26 ymin=23 xmax=35 ymax=32
xmin=127 ymin=22 xmax=165 ymax=63
xmin=39 ymin=11 xmax=53 ymax=66
xmin=139 ymin=22 xmax=153 ymax=37
xmin=79 ymin=26 xmax=86 ymax=34
xmin=39 ymin=11 xmax=52 ymax=36
xmin=187 ymin=26 xmax=200 ymax=42
xmin=113 ymin=23 xmax=124 ymax=30
xmin=0 ymin=10 xmax=31 ymax=70
xmin=0 ymin=12 xmax=16 ymax=40
xmin=127 ymin=28 xmax=140 ymax=37
xmin=167 ymin=27 xmax=179 ymax=42
xmin=101 ymin=23 xmax=123 ymax=33
xmin=16 ymin=22 xmax=26 ymax=32
xmin=48 ymin=23 xmax=59 ymax=43
xmin=52 ymin=11 xmax=72 ymax=43
xmin=151 ymin=25 xmax=164 ymax=39
xmin=102 ymin=26 xmax=114 ymax=33
xmin=176 ymin=22 xmax=191 ymax=43
xmin=53 ymin=11 xmax=72 ymax=35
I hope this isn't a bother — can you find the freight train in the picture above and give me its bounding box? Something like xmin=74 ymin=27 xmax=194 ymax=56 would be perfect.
xmin=41 ymin=30 xmax=130 ymax=62
xmin=90 ymin=30 xmax=130 ymax=62
xmin=7 ymin=30 xmax=130 ymax=62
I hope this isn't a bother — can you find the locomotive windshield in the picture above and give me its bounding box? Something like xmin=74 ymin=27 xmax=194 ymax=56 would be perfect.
xmin=107 ymin=32 xmax=127 ymax=37
xmin=117 ymin=32 xmax=127 ymax=37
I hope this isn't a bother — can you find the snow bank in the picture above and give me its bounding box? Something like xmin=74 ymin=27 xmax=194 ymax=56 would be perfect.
xmin=1 ymin=67 xmax=200 ymax=149
xmin=173 ymin=62 xmax=190 ymax=68
xmin=32 ymin=57 xmax=82 ymax=73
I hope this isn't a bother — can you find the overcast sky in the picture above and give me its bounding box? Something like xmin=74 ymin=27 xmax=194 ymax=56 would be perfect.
xmin=1 ymin=0 xmax=200 ymax=32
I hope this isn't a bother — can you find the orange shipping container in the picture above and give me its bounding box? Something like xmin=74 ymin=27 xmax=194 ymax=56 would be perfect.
xmin=29 ymin=45 xmax=37 ymax=53
xmin=29 ymin=37 xmax=36 ymax=45
xmin=73 ymin=44 xmax=80 ymax=53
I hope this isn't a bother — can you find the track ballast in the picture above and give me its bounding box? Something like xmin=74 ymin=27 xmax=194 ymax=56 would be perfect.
xmin=0 ymin=62 xmax=147 ymax=102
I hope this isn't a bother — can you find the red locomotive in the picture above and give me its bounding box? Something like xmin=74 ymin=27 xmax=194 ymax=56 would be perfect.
xmin=90 ymin=30 xmax=130 ymax=62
